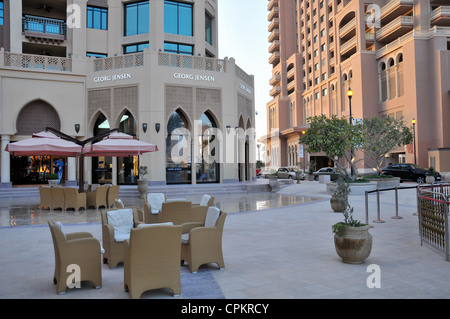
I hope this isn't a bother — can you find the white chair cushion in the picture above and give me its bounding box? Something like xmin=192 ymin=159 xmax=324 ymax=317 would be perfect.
xmin=55 ymin=221 xmax=66 ymax=239
xmin=181 ymin=233 xmax=190 ymax=244
xmin=151 ymin=209 xmax=159 ymax=215
xmin=136 ymin=222 xmax=173 ymax=228
xmin=200 ymin=194 xmax=211 ymax=206
xmin=116 ymin=199 xmax=124 ymax=208
xmin=205 ymin=207 xmax=220 ymax=227
xmin=147 ymin=193 xmax=165 ymax=212
xmin=107 ymin=209 xmax=134 ymax=242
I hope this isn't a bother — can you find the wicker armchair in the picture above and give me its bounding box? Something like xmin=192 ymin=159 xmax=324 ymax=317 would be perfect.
xmin=124 ymin=224 xmax=182 ymax=299
xmin=87 ymin=185 xmax=108 ymax=209
xmin=143 ymin=193 xmax=166 ymax=224
xmin=101 ymin=207 xmax=142 ymax=269
xmin=181 ymin=207 xmax=227 ymax=273
xmin=159 ymin=201 xmax=192 ymax=225
xmin=63 ymin=188 xmax=87 ymax=211
xmin=48 ymin=221 xmax=102 ymax=295
xmin=107 ymin=185 xmax=120 ymax=208
xmin=192 ymin=194 xmax=215 ymax=207
xmin=51 ymin=187 xmax=65 ymax=210
xmin=39 ymin=186 xmax=52 ymax=210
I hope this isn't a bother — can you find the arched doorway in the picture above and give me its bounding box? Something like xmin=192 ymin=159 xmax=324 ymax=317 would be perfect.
xmin=92 ymin=113 xmax=112 ymax=184
xmin=166 ymin=109 xmax=191 ymax=184
xmin=196 ymin=111 xmax=219 ymax=183
xmin=11 ymin=100 xmax=62 ymax=185
xmin=117 ymin=110 xmax=138 ymax=184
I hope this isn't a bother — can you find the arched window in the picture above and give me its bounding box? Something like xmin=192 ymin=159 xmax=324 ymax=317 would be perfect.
xmin=166 ymin=109 xmax=191 ymax=184
xmin=397 ymin=53 xmax=404 ymax=97
xmin=196 ymin=112 xmax=219 ymax=183
xmin=92 ymin=113 xmax=112 ymax=184
xmin=117 ymin=110 xmax=138 ymax=184
xmin=379 ymin=62 xmax=387 ymax=102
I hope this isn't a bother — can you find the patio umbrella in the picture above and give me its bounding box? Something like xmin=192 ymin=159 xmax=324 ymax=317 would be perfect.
xmin=82 ymin=132 xmax=158 ymax=157
xmin=5 ymin=131 xmax=83 ymax=157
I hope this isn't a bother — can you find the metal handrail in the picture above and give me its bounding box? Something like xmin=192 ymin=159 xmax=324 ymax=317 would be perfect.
xmin=364 ymin=185 xmax=418 ymax=224
xmin=22 ymin=15 xmax=66 ymax=36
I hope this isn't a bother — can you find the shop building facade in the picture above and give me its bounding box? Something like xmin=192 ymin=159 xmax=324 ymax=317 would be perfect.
xmin=0 ymin=0 xmax=256 ymax=187
xmin=263 ymin=0 xmax=450 ymax=174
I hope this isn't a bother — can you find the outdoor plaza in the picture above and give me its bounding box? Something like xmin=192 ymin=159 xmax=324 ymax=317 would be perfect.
xmin=0 ymin=179 xmax=450 ymax=300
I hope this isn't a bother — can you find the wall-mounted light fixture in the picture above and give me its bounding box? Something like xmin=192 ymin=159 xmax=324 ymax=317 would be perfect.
xmin=142 ymin=123 xmax=148 ymax=133
xmin=75 ymin=124 xmax=80 ymax=133
xmin=155 ymin=123 xmax=161 ymax=133
xmin=226 ymin=125 xmax=231 ymax=134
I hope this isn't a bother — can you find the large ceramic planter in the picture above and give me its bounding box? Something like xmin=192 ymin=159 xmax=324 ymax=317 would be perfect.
xmin=330 ymin=196 xmax=345 ymax=212
xmin=334 ymin=225 xmax=372 ymax=264
xmin=137 ymin=179 xmax=148 ymax=198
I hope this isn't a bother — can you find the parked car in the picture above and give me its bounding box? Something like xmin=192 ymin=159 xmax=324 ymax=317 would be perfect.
xmin=276 ymin=167 xmax=305 ymax=180
xmin=313 ymin=167 xmax=341 ymax=181
xmin=380 ymin=163 xmax=441 ymax=184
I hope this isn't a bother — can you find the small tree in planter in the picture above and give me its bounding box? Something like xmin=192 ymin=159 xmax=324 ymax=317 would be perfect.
xmin=331 ymin=177 xmax=372 ymax=264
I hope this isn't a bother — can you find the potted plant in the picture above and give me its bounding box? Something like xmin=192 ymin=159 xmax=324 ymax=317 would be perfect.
xmin=332 ymin=177 xmax=372 ymax=264
xmin=307 ymin=161 xmax=315 ymax=181
xmin=137 ymin=165 xmax=149 ymax=198
xmin=48 ymin=173 xmax=59 ymax=187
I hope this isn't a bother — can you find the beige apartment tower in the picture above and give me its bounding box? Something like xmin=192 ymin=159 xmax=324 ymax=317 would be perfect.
xmin=264 ymin=0 xmax=450 ymax=174
xmin=0 ymin=0 xmax=256 ymax=187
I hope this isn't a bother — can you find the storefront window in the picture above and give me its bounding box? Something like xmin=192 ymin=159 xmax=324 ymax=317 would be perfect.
xmin=166 ymin=110 xmax=191 ymax=184
xmin=196 ymin=112 xmax=219 ymax=183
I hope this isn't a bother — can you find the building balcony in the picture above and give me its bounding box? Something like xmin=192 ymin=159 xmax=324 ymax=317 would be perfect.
xmin=430 ymin=0 xmax=448 ymax=5
xmin=431 ymin=6 xmax=450 ymax=27
xmin=287 ymin=79 xmax=296 ymax=92
xmin=268 ymin=6 xmax=279 ymax=21
xmin=3 ymin=51 xmax=72 ymax=72
xmin=22 ymin=15 xmax=66 ymax=44
xmin=340 ymin=36 xmax=357 ymax=55
xmin=376 ymin=16 xmax=413 ymax=43
xmin=268 ymin=40 xmax=280 ymax=53
xmin=287 ymin=67 xmax=295 ymax=80
xmin=380 ymin=0 xmax=414 ymax=24
xmin=270 ymin=85 xmax=281 ymax=97
xmin=158 ymin=52 xmax=226 ymax=72
xmin=269 ymin=73 xmax=281 ymax=86
xmin=268 ymin=18 xmax=280 ymax=32
xmin=267 ymin=0 xmax=279 ymax=11
xmin=339 ymin=17 xmax=356 ymax=41
xmin=269 ymin=51 xmax=280 ymax=65
xmin=268 ymin=29 xmax=280 ymax=42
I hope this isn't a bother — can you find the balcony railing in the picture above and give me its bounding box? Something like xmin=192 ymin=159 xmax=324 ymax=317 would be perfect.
xmin=158 ymin=52 xmax=226 ymax=72
xmin=376 ymin=16 xmax=413 ymax=42
xmin=4 ymin=52 xmax=72 ymax=72
xmin=22 ymin=15 xmax=66 ymax=37
xmin=93 ymin=53 xmax=144 ymax=72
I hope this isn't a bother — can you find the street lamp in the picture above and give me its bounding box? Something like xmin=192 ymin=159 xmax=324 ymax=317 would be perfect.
xmin=347 ymin=88 xmax=354 ymax=177
xmin=301 ymin=130 xmax=306 ymax=174
xmin=412 ymin=118 xmax=416 ymax=164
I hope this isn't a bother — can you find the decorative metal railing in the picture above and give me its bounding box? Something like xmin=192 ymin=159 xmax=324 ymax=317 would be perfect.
xmin=22 ymin=15 xmax=66 ymax=36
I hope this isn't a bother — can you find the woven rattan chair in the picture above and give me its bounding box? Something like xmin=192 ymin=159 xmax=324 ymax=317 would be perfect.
xmin=63 ymin=188 xmax=87 ymax=211
xmin=100 ymin=207 xmax=141 ymax=269
xmin=106 ymin=185 xmax=120 ymax=208
xmin=181 ymin=207 xmax=227 ymax=273
xmin=39 ymin=186 xmax=52 ymax=210
xmin=51 ymin=187 xmax=65 ymax=210
xmin=48 ymin=220 xmax=102 ymax=295
xmin=159 ymin=201 xmax=192 ymax=225
xmin=87 ymin=185 xmax=108 ymax=209
xmin=143 ymin=193 xmax=166 ymax=224
xmin=124 ymin=224 xmax=182 ymax=299
xmin=192 ymin=194 xmax=215 ymax=207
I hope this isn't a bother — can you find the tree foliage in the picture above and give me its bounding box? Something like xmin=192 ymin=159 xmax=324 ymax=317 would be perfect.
xmin=361 ymin=116 xmax=412 ymax=175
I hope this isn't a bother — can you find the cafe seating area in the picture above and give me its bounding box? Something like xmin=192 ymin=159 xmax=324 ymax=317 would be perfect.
xmin=48 ymin=192 xmax=226 ymax=298
xmin=39 ymin=184 xmax=120 ymax=211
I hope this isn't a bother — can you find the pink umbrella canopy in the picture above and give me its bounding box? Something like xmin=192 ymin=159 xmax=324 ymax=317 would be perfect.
xmin=83 ymin=132 xmax=158 ymax=157
xmin=5 ymin=131 xmax=83 ymax=156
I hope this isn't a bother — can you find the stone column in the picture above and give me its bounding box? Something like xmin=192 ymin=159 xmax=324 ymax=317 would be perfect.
xmin=65 ymin=157 xmax=77 ymax=187
xmin=1 ymin=135 xmax=12 ymax=187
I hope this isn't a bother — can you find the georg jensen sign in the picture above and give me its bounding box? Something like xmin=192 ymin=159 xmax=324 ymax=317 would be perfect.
xmin=173 ymin=72 xmax=215 ymax=82
xmin=94 ymin=73 xmax=132 ymax=83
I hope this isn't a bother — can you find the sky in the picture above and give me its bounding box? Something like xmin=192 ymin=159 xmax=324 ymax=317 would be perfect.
xmin=217 ymin=0 xmax=271 ymax=142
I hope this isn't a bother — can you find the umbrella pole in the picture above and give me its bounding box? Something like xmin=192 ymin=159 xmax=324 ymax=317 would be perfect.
xmin=78 ymin=154 xmax=85 ymax=193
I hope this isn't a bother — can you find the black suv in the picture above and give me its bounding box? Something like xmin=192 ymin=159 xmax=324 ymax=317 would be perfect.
xmin=380 ymin=163 xmax=441 ymax=184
